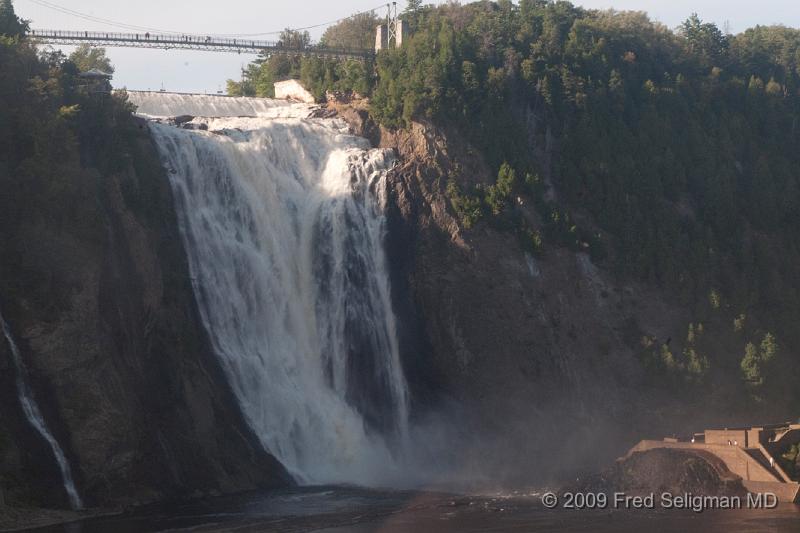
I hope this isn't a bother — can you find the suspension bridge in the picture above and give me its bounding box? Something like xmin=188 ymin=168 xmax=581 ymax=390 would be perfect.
xmin=28 ymin=29 xmax=374 ymax=60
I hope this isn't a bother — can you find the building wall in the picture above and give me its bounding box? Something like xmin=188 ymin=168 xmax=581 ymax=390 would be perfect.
xmin=274 ymin=79 xmax=315 ymax=104
xmin=630 ymin=440 xmax=778 ymax=482
xmin=705 ymin=429 xmax=749 ymax=447
xmin=375 ymin=24 xmax=388 ymax=51
xmin=395 ymin=20 xmax=408 ymax=48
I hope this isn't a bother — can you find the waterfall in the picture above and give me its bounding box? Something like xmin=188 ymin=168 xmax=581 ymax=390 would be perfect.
xmin=0 ymin=309 xmax=83 ymax=510
xmin=143 ymin=95 xmax=410 ymax=486
xmin=126 ymin=91 xmax=311 ymax=118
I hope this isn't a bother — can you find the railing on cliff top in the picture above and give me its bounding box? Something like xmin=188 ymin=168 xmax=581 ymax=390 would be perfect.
xmin=30 ymin=29 xmax=373 ymax=61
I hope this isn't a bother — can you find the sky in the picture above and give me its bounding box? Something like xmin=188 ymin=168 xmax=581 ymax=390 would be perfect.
xmin=14 ymin=0 xmax=800 ymax=93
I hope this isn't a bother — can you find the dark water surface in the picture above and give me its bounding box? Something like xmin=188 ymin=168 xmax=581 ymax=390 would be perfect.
xmin=28 ymin=486 xmax=800 ymax=532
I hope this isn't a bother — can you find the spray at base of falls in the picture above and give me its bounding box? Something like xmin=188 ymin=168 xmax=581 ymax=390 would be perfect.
xmin=141 ymin=94 xmax=411 ymax=486
xmin=0 ymin=309 xmax=83 ymax=510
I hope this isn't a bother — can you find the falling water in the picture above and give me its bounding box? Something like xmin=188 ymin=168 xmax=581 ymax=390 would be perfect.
xmin=143 ymin=95 xmax=410 ymax=486
xmin=0 ymin=308 xmax=83 ymax=510
xmin=126 ymin=91 xmax=310 ymax=118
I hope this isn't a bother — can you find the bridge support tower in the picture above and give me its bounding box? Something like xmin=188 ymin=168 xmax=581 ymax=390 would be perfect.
xmin=375 ymin=2 xmax=407 ymax=51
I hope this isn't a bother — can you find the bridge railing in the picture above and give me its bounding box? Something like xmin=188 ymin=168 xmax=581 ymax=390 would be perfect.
xmin=31 ymin=29 xmax=284 ymax=48
xmin=29 ymin=29 xmax=373 ymax=59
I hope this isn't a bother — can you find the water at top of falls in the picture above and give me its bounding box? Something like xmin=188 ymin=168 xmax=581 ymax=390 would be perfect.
xmin=0 ymin=309 xmax=83 ymax=510
xmin=125 ymin=91 xmax=312 ymax=119
xmin=146 ymin=93 xmax=412 ymax=487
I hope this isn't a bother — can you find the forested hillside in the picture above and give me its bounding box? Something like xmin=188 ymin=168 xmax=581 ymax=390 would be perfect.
xmin=231 ymin=1 xmax=800 ymax=411
xmin=1 ymin=3 xmax=288 ymax=512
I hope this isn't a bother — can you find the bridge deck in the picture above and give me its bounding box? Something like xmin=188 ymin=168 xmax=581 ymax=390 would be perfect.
xmin=30 ymin=29 xmax=373 ymax=60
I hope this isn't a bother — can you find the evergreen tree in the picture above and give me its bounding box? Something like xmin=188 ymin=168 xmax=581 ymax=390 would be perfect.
xmin=404 ymin=0 xmax=423 ymax=16
xmin=0 ymin=0 xmax=27 ymax=37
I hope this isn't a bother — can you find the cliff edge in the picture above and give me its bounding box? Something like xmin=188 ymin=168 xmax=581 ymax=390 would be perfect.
xmin=0 ymin=110 xmax=290 ymax=518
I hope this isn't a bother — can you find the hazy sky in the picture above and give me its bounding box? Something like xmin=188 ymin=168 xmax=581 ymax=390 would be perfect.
xmin=15 ymin=0 xmax=799 ymax=93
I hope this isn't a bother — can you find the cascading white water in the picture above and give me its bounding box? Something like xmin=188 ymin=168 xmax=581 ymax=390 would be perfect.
xmin=141 ymin=94 xmax=411 ymax=486
xmin=126 ymin=91 xmax=311 ymax=119
xmin=0 ymin=308 xmax=83 ymax=510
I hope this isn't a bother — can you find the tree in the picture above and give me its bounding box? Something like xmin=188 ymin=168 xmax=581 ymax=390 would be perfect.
xmin=486 ymin=162 xmax=518 ymax=215
xmin=403 ymin=0 xmax=424 ymax=29
xmin=0 ymin=0 xmax=28 ymax=37
xmin=68 ymin=44 xmax=114 ymax=74
xmin=741 ymin=333 xmax=778 ymax=388
xmin=446 ymin=179 xmax=483 ymax=228
xmin=404 ymin=0 xmax=423 ymax=17
xmin=321 ymin=12 xmax=380 ymax=50
xmin=278 ymin=28 xmax=311 ymax=49
xmin=679 ymin=14 xmax=728 ymax=66
xmin=741 ymin=342 xmax=762 ymax=385
xmin=226 ymin=77 xmax=254 ymax=97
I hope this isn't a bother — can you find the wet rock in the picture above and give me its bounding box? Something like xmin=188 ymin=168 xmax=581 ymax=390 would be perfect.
xmin=565 ymin=448 xmax=748 ymax=498
xmin=172 ymin=114 xmax=194 ymax=125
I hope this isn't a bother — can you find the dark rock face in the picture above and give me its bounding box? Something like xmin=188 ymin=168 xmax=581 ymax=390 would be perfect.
xmin=371 ymin=120 xmax=666 ymax=484
xmin=336 ymin=106 xmax=777 ymax=486
xmin=566 ymin=449 xmax=748 ymax=498
xmin=0 ymin=123 xmax=290 ymax=510
xmin=172 ymin=114 xmax=194 ymax=126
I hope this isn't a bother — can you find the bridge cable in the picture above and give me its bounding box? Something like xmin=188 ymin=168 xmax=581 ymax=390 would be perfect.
xmin=24 ymin=0 xmax=389 ymax=38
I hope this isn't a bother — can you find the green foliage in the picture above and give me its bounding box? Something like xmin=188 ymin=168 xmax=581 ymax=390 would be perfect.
xmin=321 ymin=12 xmax=380 ymax=50
xmin=0 ymin=0 xmax=27 ymax=37
xmin=229 ymin=25 xmax=372 ymax=101
xmin=226 ymin=56 xmax=283 ymax=98
xmin=485 ymin=162 xmax=517 ymax=215
xmin=741 ymin=342 xmax=761 ymax=384
xmin=660 ymin=344 xmax=678 ymax=371
xmin=684 ymin=347 xmax=710 ymax=379
xmin=227 ymin=30 xmax=310 ymax=97
xmin=683 ymin=322 xmax=709 ymax=382
xmin=366 ymin=3 xmax=800 ymax=324
xmin=640 ymin=320 xmax=710 ymax=386
xmin=523 ymin=171 xmax=544 ymax=196
xmin=446 ymin=178 xmax=483 ymax=228
xmin=709 ymin=289 xmax=721 ymax=310
xmin=678 ymin=13 xmax=729 ymax=67
xmin=521 ymin=227 xmax=544 ymax=256
xmin=781 ymin=444 xmax=799 ymax=477
xmin=224 ymin=2 xmax=798 ymax=406
xmin=741 ymin=332 xmax=778 ymax=389
xmin=404 ymin=0 xmax=423 ymax=15
xmin=0 ymin=31 xmax=143 ymax=272
xmin=68 ymin=44 xmax=114 ymax=74
xmin=278 ymin=28 xmax=311 ymax=49
xmin=300 ymin=57 xmax=372 ymax=101
xmin=760 ymin=332 xmax=778 ymax=361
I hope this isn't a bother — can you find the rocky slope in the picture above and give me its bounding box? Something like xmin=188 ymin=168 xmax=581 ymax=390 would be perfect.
xmin=0 ymin=116 xmax=290 ymax=516
xmin=566 ymin=448 xmax=748 ymax=498
xmin=332 ymin=102 xmax=793 ymax=486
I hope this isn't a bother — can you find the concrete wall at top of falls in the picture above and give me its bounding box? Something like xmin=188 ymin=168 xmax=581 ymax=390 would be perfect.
xmin=125 ymin=91 xmax=312 ymax=118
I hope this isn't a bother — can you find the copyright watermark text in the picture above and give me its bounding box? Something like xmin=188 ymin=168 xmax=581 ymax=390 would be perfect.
xmin=541 ymin=491 xmax=779 ymax=512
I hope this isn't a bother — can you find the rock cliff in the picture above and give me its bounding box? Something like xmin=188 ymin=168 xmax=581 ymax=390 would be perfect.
xmin=332 ymin=102 xmax=790 ymax=486
xmin=566 ymin=448 xmax=748 ymax=498
xmin=0 ymin=116 xmax=290 ymax=514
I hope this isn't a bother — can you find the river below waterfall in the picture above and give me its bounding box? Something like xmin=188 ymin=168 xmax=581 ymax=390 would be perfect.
xmin=25 ymin=486 xmax=800 ymax=532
